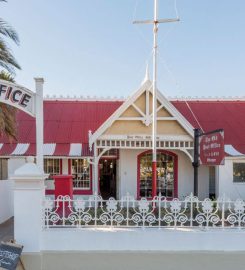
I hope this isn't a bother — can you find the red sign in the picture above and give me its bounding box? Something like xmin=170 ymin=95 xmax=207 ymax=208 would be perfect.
xmin=199 ymin=130 xmax=225 ymax=166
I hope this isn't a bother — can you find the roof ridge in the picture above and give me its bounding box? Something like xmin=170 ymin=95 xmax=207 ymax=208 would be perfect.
xmin=44 ymin=94 xmax=245 ymax=102
xmin=44 ymin=95 xmax=126 ymax=101
xmin=168 ymin=96 xmax=245 ymax=101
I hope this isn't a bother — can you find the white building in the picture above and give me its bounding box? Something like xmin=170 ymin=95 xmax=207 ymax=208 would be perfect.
xmin=0 ymin=78 xmax=245 ymax=201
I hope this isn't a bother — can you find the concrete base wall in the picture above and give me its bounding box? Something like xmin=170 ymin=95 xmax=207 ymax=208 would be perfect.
xmin=41 ymin=228 xmax=245 ymax=251
xmin=21 ymin=251 xmax=245 ymax=270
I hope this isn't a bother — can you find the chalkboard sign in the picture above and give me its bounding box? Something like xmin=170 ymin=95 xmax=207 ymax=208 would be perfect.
xmin=0 ymin=242 xmax=23 ymax=270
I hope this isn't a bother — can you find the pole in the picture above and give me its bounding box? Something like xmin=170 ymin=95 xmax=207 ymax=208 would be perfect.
xmin=152 ymin=0 xmax=158 ymax=198
xmin=193 ymin=128 xmax=200 ymax=196
xmin=35 ymin=78 xmax=44 ymax=172
xmin=132 ymin=1 xmax=179 ymax=198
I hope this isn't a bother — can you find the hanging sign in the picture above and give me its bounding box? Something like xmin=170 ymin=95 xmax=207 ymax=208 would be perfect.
xmin=0 ymin=79 xmax=35 ymax=116
xmin=0 ymin=242 xmax=23 ymax=270
xmin=199 ymin=129 xmax=225 ymax=166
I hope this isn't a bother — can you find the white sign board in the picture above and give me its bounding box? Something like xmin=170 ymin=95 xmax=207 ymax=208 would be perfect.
xmin=0 ymin=79 xmax=35 ymax=116
xmin=0 ymin=78 xmax=44 ymax=170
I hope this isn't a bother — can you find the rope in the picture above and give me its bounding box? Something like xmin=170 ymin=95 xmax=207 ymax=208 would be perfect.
xmin=157 ymin=50 xmax=204 ymax=132
xmin=184 ymin=100 xmax=204 ymax=132
xmin=132 ymin=0 xmax=152 ymax=47
xmin=174 ymin=0 xmax=179 ymax=19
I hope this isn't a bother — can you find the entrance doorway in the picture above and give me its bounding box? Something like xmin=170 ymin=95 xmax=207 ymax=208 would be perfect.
xmin=99 ymin=159 xmax=117 ymax=199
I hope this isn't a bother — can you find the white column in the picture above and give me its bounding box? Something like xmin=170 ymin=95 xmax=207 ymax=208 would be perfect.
xmin=35 ymin=78 xmax=44 ymax=172
xmin=91 ymin=145 xmax=98 ymax=194
xmin=11 ymin=157 xmax=46 ymax=252
xmin=93 ymin=158 xmax=99 ymax=194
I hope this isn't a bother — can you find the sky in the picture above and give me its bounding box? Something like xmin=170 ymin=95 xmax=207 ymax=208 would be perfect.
xmin=1 ymin=0 xmax=245 ymax=98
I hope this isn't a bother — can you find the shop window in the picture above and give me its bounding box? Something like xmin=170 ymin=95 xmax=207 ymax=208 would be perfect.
xmin=0 ymin=159 xmax=8 ymax=180
xmin=138 ymin=151 xmax=177 ymax=198
xmin=71 ymin=159 xmax=91 ymax=190
xmin=44 ymin=159 xmax=61 ymax=179
xmin=233 ymin=163 xmax=245 ymax=183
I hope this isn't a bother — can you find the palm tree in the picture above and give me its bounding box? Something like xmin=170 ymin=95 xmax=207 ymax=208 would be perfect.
xmin=0 ymin=0 xmax=20 ymax=140
xmin=0 ymin=71 xmax=17 ymax=140
xmin=0 ymin=0 xmax=20 ymax=73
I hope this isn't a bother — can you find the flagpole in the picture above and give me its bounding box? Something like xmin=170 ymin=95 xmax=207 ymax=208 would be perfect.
xmin=133 ymin=1 xmax=179 ymax=198
xmin=152 ymin=0 xmax=158 ymax=198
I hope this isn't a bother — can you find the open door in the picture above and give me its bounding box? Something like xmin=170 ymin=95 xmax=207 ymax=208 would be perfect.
xmin=99 ymin=159 xmax=117 ymax=199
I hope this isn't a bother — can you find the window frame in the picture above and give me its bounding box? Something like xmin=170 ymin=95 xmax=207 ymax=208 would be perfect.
xmin=233 ymin=161 xmax=245 ymax=183
xmin=68 ymin=158 xmax=93 ymax=195
xmin=137 ymin=150 xmax=178 ymax=199
xmin=44 ymin=158 xmax=62 ymax=180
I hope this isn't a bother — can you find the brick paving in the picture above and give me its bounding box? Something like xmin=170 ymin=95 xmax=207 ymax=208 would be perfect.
xmin=0 ymin=217 xmax=14 ymax=242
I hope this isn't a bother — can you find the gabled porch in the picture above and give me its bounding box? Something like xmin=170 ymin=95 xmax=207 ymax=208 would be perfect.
xmin=88 ymin=79 xmax=202 ymax=200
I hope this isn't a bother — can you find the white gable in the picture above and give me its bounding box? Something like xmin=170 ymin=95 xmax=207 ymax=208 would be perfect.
xmin=89 ymin=79 xmax=194 ymax=147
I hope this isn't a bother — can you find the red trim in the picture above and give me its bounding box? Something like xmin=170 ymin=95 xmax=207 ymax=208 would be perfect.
xmin=73 ymin=188 xmax=92 ymax=195
xmin=152 ymin=161 xmax=157 ymax=198
xmin=100 ymin=156 xmax=118 ymax=160
xmin=137 ymin=150 xmax=178 ymax=199
xmin=45 ymin=189 xmax=54 ymax=195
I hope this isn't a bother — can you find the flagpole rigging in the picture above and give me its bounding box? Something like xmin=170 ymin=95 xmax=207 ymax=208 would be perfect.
xmin=133 ymin=0 xmax=179 ymax=198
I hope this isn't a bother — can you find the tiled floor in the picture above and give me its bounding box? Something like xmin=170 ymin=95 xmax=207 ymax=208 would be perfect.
xmin=0 ymin=217 xmax=14 ymax=242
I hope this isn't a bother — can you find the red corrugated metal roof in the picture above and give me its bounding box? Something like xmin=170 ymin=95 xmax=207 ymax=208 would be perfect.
xmin=172 ymin=100 xmax=245 ymax=154
xmin=0 ymin=99 xmax=245 ymax=155
xmin=0 ymin=144 xmax=16 ymax=156
xmin=0 ymin=100 xmax=123 ymax=155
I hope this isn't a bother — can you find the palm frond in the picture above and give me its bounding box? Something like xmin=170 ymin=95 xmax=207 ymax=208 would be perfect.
xmin=0 ymin=71 xmax=17 ymax=140
xmin=0 ymin=103 xmax=17 ymax=140
xmin=0 ymin=19 xmax=19 ymax=45
xmin=0 ymin=38 xmax=21 ymax=72
xmin=0 ymin=0 xmax=19 ymax=141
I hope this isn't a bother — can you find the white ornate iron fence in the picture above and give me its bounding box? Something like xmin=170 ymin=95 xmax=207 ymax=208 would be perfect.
xmin=43 ymin=194 xmax=245 ymax=229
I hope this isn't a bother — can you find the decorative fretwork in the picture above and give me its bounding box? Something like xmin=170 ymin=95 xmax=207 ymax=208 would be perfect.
xmin=43 ymin=194 xmax=245 ymax=229
xmin=96 ymin=140 xmax=193 ymax=150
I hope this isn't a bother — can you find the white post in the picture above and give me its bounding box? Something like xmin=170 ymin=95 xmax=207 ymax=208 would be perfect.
xmin=11 ymin=157 xmax=46 ymax=252
xmin=152 ymin=0 xmax=158 ymax=197
xmin=93 ymin=149 xmax=99 ymax=194
xmin=35 ymin=77 xmax=44 ymax=171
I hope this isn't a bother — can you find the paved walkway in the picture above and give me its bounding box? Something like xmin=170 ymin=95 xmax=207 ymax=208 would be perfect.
xmin=0 ymin=217 xmax=14 ymax=242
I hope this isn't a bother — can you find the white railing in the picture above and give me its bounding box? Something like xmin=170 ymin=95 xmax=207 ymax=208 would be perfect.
xmin=43 ymin=193 xmax=245 ymax=229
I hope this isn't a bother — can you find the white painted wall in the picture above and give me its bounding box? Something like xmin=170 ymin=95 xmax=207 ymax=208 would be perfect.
xmin=0 ymin=180 xmax=14 ymax=223
xmin=198 ymin=165 xmax=209 ymax=200
xmin=12 ymin=158 xmax=46 ymax=252
xmin=62 ymin=159 xmax=69 ymax=174
xmin=118 ymin=149 xmax=210 ymax=199
xmin=119 ymin=149 xmax=141 ymax=198
xmin=172 ymin=150 xmax=193 ymax=199
xmin=8 ymin=157 xmax=25 ymax=177
xmin=41 ymin=228 xmax=245 ymax=251
xmin=218 ymin=157 xmax=245 ymax=199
